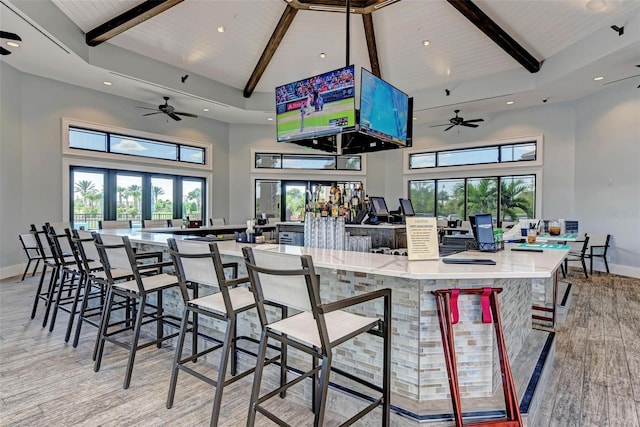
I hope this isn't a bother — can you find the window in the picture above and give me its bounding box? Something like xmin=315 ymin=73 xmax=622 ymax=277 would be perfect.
xmin=408 ymin=140 xmax=538 ymax=169
xmin=70 ymin=167 xmax=205 ymax=229
xmin=408 ymin=175 xmax=536 ymax=224
xmin=254 ymin=153 xmax=361 ymax=171
xmin=255 ymin=179 xmax=363 ymax=222
xmin=68 ymin=126 xmax=205 ymax=165
xmin=72 ymin=170 xmax=105 ymax=230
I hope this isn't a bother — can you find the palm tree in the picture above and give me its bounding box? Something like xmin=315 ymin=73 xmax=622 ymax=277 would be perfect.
xmin=186 ymin=188 xmax=201 ymax=215
xmin=466 ymin=178 xmax=498 ymax=217
xmin=127 ymin=184 xmax=142 ymax=211
xmin=500 ymin=179 xmax=533 ymax=221
xmin=152 ymin=186 xmax=165 ymax=205
xmin=117 ymin=186 xmax=127 ymax=208
xmin=74 ymin=180 xmax=96 ymax=206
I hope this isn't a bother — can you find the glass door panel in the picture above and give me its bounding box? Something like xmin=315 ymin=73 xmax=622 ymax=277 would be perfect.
xmin=255 ymin=180 xmax=281 ymax=220
xmin=284 ymin=183 xmax=306 ymax=221
xmin=72 ymin=170 xmax=104 ymax=230
xmin=182 ymin=180 xmax=204 ymax=221
xmin=150 ymin=177 xmax=174 ymax=221
xmin=116 ymin=174 xmax=143 ymax=228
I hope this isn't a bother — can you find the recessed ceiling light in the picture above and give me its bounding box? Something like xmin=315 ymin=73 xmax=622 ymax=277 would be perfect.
xmin=585 ymin=0 xmax=606 ymax=11
xmin=421 ymin=40 xmax=431 ymax=47
xmin=506 ymin=101 xmax=514 ymax=105
xmin=217 ymin=26 xmax=225 ymax=33
xmin=103 ymin=81 xmax=112 ymax=86
xmin=267 ymin=117 xmax=273 ymax=121
xmin=203 ymin=108 xmax=210 ymax=112
xmin=412 ymin=117 xmax=417 ymax=120
xmin=319 ymin=52 xmax=326 ymax=59
xmin=593 ymin=76 xmax=605 ymax=81
xmin=6 ymin=41 xmax=19 ymax=48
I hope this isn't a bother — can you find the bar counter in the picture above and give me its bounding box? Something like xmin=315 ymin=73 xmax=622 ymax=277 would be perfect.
xmin=98 ymin=228 xmax=567 ymax=421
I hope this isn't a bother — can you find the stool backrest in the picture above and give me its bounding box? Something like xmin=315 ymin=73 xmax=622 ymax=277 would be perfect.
xmin=45 ymin=224 xmax=74 ymax=263
xmin=99 ymin=220 xmax=132 ymax=229
xmin=143 ymin=219 xmax=169 ymax=228
xmin=93 ymin=233 xmax=133 ymax=270
xmin=243 ymin=248 xmax=314 ymax=312
xmin=587 ymin=233 xmax=610 ymax=248
xmin=170 ymin=218 xmax=184 ymax=228
xmin=72 ymin=229 xmax=101 ymax=272
xmin=169 ymin=239 xmax=220 ymax=287
xmin=19 ymin=233 xmax=40 ymax=258
xmin=30 ymin=224 xmax=53 ymax=259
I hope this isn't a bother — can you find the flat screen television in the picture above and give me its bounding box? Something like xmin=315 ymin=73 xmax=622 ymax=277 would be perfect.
xmin=399 ymin=198 xmax=415 ymax=216
xmin=359 ymin=67 xmax=409 ymax=146
xmin=275 ymin=65 xmax=356 ymax=143
xmin=370 ymin=196 xmax=390 ymax=217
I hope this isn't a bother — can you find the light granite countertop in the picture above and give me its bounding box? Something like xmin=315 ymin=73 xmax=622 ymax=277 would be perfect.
xmin=99 ymin=228 xmax=567 ymax=280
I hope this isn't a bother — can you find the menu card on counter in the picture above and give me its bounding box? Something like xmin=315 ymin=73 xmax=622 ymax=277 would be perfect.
xmin=405 ymin=217 xmax=439 ymax=261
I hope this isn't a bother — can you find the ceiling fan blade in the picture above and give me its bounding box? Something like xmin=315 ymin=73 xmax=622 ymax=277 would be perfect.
xmin=429 ymin=123 xmax=452 ymax=128
xmin=167 ymin=112 xmax=182 ymax=121
xmin=461 ymin=123 xmax=479 ymax=128
xmin=0 ymin=31 xmax=22 ymax=41
xmin=0 ymin=46 xmax=11 ymax=55
xmin=142 ymin=112 xmax=162 ymax=116
xmin=444 ymin=125 xmax=455 ymax=131
xmin=136 ymin=106 xmax=159 ymax=111
xmin=463 ymin=118 xmax=484 ymax=123
xmin=174 ymin=111 xmax=198 ymax=118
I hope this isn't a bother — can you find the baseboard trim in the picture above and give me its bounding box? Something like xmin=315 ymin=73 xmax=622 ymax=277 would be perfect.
xmin=0 ymin=264 xmax=27 ymax=281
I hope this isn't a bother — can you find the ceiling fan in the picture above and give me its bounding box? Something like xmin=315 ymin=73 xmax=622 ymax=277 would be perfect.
xmin=429 ymin=110 xmax=484 ymax=131
xmin=0 ymin=31 xmax=22 ymax=55
xmin=136 ymin=96 xmax=198 ymax=121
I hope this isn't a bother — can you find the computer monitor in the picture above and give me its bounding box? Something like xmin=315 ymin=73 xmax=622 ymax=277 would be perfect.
xmin=370 ymin=196 xmax=389 ymax=217
xmin=399 ymin=198 xmax=415 ymax=216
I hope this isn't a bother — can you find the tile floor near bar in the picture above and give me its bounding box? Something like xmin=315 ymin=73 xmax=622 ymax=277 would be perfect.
xmin=0 ymin=271 xmax=639 ymax=426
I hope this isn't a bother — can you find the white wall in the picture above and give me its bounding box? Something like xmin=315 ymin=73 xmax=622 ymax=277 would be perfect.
xmin=574 ymin=81 xmax=640 ymax=277
xmin=0 ymin=62 xmax=24 ymax=277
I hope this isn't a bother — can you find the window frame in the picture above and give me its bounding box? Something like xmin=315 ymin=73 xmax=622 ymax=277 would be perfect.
xmin=62 ymin=118 xmax=213 ymax=223
xmin=403 ymin=135 xmax=543 ymax=174
xmin=403 ymin=135 xmax=543 ymax=222
xmin=62 ymin=118 xmax=212 ymax=171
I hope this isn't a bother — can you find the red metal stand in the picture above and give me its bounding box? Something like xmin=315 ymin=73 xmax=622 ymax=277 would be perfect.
xmin=433 ymin=287 xmax=523 ymax=427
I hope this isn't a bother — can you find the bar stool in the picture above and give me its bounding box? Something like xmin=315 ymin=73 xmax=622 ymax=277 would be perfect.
xmin=66 ymin=229 xmax=135 ymax=347
xmin=242 ymin=246 xmax=392 ymax=426
xmin=432 ymin=287 xmax=523 ymax=427
xmin=93 ymin=234 xmax=180 ymax=389
xmin=29 ymin=224 xmax=59 ymax=326
xmin=166 ymin=239 xmax=286 ymax=426
xmin=45 ymin=225 xmax=89 ymax=333
xmin=19 ymin=233 xmax=43 ymax=281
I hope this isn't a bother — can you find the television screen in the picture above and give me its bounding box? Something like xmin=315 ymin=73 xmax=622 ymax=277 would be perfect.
xmin=275 ymin=65 xmax=356 ymax=143
xmin=399 ymin=198 xmax=415 ymax=216
xmin=359 ymin=68 xmax=409 ymax=145
xmin=370 ymin=196 xmax=389 ymax=216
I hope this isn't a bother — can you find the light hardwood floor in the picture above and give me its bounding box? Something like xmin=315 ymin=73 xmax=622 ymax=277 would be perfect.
xmin=1 ymin=270 xmax=639 ymax=426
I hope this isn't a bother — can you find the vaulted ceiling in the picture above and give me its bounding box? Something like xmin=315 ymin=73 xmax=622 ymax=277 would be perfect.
xmin=2 ymin=0 xmax=639 ymax=125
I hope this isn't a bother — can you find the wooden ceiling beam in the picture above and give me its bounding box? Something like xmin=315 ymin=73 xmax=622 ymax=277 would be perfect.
xmin=362 ymin=14 xmax=381 ymax=77
xmin=446 ymin=0 xmax=541 ymax=73
xmin=86 ymin=0 xmax=184 ymax=47
xmin=244 ymin=4 xmax=298 ymax=98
